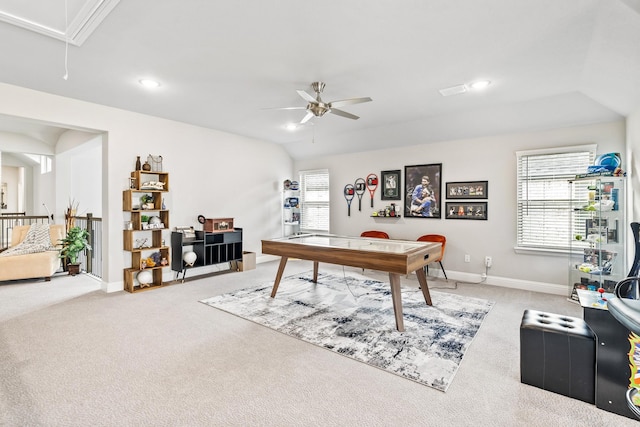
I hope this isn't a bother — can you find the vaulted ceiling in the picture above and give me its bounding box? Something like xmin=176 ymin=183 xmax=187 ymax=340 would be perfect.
xmin=0 ymin=0 xmax=639 ymax=159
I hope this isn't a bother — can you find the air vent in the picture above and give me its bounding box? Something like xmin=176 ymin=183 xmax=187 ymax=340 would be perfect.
xmin=439 ymin=84 xmax=467 ymax=97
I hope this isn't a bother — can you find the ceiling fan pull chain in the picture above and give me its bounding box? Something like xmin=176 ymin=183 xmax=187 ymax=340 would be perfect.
xmin=62 ymin=0 xmax=69 ymax=80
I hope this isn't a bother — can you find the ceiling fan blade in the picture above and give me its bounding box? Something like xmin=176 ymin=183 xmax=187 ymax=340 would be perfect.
xmin=262 ymin=106 xmax=307 ymax=111
xmin=297 ymin=90 xmax=317 ymax=103
xmin=329 ymin=97 xmax=372 ymax=108
xmin=300 ymin=111 xmax=314 ymax=124
xmin=329 ymin=108 xmax=360 ymax=120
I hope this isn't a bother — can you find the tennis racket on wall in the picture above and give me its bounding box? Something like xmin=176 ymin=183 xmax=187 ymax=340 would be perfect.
xmin=344 ymin=184 xmax=355 ymax=216
xmin=366 ymin=173 xmax=378 ymax=208
xmin=355 ymin=178 xmax=366 ymax=211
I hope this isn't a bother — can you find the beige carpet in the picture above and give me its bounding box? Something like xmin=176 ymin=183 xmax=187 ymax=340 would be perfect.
xmin=0 ymin=261 xmax=637 ymax=426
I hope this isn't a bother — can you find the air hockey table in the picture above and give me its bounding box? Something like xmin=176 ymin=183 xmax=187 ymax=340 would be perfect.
xmin=261 ymin=233 xmax=442 ymax=331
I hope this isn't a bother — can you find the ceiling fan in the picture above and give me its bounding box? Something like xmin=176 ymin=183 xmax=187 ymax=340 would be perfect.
xmin=281 ymin=82 xmax=372 ymax=124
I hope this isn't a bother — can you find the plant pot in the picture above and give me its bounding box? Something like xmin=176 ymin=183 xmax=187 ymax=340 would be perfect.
xmin=68 ymin=263 xmax=81 ymax=276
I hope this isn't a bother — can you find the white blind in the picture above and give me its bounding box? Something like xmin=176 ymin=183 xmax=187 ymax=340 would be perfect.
xmin=300 ymin=169 xmax=330 ymax=232
xmin=516 ymin=147 xmax=595 ymax=251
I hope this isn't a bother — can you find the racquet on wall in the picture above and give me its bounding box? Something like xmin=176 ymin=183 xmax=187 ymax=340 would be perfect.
xmin=366 ymin=173 xmax=378 ymax=208
xmin=355 ymin=178 xmax=366 ymax=211
xmin=344 ymin=184 xmax=355 ymax=216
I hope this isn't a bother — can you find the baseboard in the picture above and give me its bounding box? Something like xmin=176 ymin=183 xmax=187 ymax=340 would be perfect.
xmin=103 ymin=280 xmax=123 ymax=293
xmin=445 ymin=271 xmax=566 ymax=296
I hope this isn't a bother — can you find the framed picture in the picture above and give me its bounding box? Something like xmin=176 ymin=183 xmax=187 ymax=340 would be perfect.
xmin=445 ymin=202 xmax=487 ymax=220
xmin=404 ymin=163 xmax=442 ymax=218
xmin=445 ymin=181 xmax=488 ymax=199
xmin=381 ymin=170 xmax=401 ymax=200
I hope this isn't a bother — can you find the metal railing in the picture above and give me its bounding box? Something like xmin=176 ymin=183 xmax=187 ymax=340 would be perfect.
xmin=0 ymin=213 xmax=49 ymax=250
xmin=71 ymin=213 xmax=103 ymax=279
xmin=1 ymin=212 xmax=103 ymax=279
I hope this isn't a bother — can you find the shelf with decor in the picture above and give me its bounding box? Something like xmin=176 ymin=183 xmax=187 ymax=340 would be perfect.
xmin=123 ymin=169 xmax=170 ymax=293
xmin=282 ymin=179 xmax=301 ymax=236
xmin=171 ymin=228 xmax=243 ymax=282
xmin=568 ymin=176 xmax=626 ymax=301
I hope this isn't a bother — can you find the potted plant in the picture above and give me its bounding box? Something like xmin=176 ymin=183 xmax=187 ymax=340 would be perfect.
xmin=59 ymin=226 xmax=91 ymax=276
xmin=140 ymin=194 xmax=155 ymax=210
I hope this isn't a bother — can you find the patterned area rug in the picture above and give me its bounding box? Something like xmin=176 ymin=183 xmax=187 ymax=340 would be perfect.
xmin=200 ymin=271 xmax=494 ymax=391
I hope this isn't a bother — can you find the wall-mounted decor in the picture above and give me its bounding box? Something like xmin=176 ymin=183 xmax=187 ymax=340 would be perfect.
xmin=366 ymin=173 xmax=378 ymax=207
xmin=445 ymin=181 xmax=488 ymax=199
xmin=381 ymin=170 xmax=401 ymax=200
xmin=355 ymin=178 xmax=366 ymax=211
xmin=0 ymin=182 xmax=6 ymax=209
xmin=445 ymin=202 xmax=487 ymax=220
xmin=404 ymin=164 xmax=442 ymax=218
xmin=344 ymin=184 xmax=355 ymax=216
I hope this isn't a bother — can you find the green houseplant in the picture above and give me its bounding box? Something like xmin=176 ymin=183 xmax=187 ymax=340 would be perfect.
xmin=59 ymin=226 xmax=91 ymax=276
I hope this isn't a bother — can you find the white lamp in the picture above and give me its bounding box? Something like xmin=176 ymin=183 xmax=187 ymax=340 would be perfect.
xmin=183 ymin=251 xmax=197 ymax=267
xmin=137 ymin=270 xmax=153 ymax=287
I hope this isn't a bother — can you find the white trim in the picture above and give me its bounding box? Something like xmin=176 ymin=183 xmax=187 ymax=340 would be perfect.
xmin=448 ymin=271 xmax=566 ymax=296
xmin=513 ymin=246 xmax=571 ymax=256
xmin=0 ymin=0 xmax=120 ymax=46
xmin=515 ymin=143 xmax=597 ymax=157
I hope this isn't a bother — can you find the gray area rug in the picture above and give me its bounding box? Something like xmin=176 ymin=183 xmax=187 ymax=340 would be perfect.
xmin=201 ymin=271 xmax=494 ymax=391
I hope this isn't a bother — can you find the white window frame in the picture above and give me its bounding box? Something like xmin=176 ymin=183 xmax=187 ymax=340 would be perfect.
xmin=515 ymin=144 xmax=596 ymax=254
xmin=299 ymin=169 xmax=330 ymax=233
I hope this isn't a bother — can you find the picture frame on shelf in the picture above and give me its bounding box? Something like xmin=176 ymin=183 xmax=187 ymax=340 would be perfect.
xmin=404 ymin=163 xmax=442 ymax=218
xmin=445 ymin=202 xmax=488 ymax=220
xmin=445 ymin=181 xmax=488 ymax=199
xmin=381 ymin=170 xmax=401 ymax=200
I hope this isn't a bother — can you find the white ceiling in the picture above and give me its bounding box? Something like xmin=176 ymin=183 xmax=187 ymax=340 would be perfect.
xmin=0 ymin=0 xmax=639 ymax=159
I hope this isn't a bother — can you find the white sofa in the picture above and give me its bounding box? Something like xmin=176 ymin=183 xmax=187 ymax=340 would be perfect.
xmin=0 ymin=224 xmax=64 ymax=282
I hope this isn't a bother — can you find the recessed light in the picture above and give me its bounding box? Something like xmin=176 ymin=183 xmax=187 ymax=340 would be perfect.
xmin=469 ymin=80 xmax=491 ymax=90
xmin=139 ymin=79 xmax=161 ymax=88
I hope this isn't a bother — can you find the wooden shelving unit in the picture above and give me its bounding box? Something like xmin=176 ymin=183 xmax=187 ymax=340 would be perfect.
xmin=123 ymin=170 xmax=171 ymax=293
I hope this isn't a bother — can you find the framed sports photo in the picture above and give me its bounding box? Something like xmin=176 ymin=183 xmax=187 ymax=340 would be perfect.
xmin=445 ymin=181 xmax=488 ymax=199
xmin=381 ymin=170 xmax=401 ymax=200
xmin=404 ymin=163 xmax=442 ymax=218
xmin=445 ymin=202 xmax=487 ymax=220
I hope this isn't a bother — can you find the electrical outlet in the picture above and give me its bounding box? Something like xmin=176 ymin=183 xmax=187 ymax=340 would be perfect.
xmin=485 ymin=256 xmax=492 ymax=268
xmin=465 ymin=254 xmax=470 ymax=263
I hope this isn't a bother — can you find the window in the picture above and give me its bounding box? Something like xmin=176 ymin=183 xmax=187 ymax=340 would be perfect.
xmin=516 ymin=145 xmax=595 ymax=252
xmin=24 ymin=154 xmax=52 ymax=174
xmin=299 ymin=169 xmax=330 ymax=233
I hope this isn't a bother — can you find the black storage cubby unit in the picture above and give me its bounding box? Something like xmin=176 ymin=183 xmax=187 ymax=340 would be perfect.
xmin=171 ymin=228 xmax=242 ymax=281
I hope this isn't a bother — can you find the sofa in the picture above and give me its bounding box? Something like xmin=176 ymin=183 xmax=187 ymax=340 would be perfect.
xmin=0 ymin=224 xmax=64 ymax=282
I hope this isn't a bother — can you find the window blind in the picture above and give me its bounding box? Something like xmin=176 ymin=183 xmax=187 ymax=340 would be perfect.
xmin=516 ymin=147 xmax=595 ymax=251
xmin=299 ymin=169 xmax=330 ymax=233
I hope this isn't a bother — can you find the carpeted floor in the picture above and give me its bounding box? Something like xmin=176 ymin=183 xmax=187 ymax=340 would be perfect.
xmin=1 ymin=261 xmax=637 ymax=426
xmin=201 ymin=270 xmax=494 ymax=391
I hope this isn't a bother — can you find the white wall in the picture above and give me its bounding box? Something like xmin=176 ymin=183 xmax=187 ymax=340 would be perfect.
xmin=295 ymin=121 xmax=626 ymax=292
xmin=0 ymin=83 xmax=292 ymax=292
xmin=56 ymin=133 xmax=103 ymax=221
xmin=0 ymin=81 xmax=630 ymax=295
xmin=1 ymin=165 xmax=19 ymax=212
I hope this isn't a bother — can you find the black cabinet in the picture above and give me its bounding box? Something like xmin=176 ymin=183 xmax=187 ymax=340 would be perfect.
xmin=171 ymin=229 xmax=242 ymax=281
xmin=579 ymin=290 xmax=635 ymax=419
